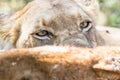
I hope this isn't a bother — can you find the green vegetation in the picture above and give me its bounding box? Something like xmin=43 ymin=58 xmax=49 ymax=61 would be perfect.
xmin=99 ymin=0 xmax=120 ymax=28
xmin=0 ymin=0 xmax=32 ymax=12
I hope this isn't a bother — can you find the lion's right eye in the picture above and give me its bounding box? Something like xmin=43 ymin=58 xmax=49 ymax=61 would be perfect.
xmin=36 ymin=30 xmax=50 ymax=37
xmin=32 ymin=30 xmax=53 ymax=40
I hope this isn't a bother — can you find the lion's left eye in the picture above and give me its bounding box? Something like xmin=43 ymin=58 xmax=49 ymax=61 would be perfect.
xmin=80 ymin=20 xmax=92 ymax=32
xmin=32 ymin=30 xmax=53 ymax=40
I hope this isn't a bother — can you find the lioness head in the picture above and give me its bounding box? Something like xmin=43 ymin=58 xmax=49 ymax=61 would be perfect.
xmin=0 ymin=0 xmax=104 ymax=50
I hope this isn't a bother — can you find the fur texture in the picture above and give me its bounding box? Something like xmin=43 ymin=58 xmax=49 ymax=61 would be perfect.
xmin=0 ymin=46 xmax=120 ymax=80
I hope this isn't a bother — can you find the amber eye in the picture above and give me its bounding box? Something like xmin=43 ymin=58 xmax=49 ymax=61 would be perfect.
xmin=32 ymin=30 xmax=53 ymax=40
xmin=35 ymin=30 xmax=49 ymax=37
xmin=80 ymin=22 xmax=89 ymax=28
xmin=80 ymin=21 xmax=92 ymax=32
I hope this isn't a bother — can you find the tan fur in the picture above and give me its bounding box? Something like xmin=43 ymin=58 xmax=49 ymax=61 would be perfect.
xmin=0 ymin=0 xmax=104 ymax=50
xmin=0 ymin=46 xmax=120 ymax=80
xmin=96 ymin=26 xmax=120 ymax=46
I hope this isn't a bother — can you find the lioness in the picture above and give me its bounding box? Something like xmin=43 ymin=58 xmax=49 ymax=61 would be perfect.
xmin=0 ymin=0 xmax=104 ymax=50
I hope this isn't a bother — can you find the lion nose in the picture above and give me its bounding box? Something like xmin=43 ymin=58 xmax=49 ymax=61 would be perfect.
xmin=61 ymin=38 xmax=92 ymax=47
xmin=58 ymin=32 xmax=94 ymax=48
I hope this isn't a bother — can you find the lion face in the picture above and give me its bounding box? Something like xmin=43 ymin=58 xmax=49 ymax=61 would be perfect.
xmin=0 ymin=0 xmax=104 ymax=49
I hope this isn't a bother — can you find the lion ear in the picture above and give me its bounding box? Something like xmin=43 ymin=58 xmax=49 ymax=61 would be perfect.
xmin=92 ymin=56 xmax=120 ymax=79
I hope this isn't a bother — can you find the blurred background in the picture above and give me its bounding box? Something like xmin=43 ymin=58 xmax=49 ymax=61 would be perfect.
xmin=98 ymin=0 xmax=120 ymax=28
xmin=0 ymin=0 xmax=120 ymax=28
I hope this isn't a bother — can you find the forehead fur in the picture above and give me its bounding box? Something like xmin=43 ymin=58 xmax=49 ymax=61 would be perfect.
xmin=19 ymin=0 xmax=92 ymax=25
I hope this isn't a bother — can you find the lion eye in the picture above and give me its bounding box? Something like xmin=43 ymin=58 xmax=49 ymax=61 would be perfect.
xmin=36 ymin=30 xmax=49 ymax=37
xmin=32 ymin=30 xmax=53 ymax=40
xmin=80 ymin=20 xmax=92 ymax=32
